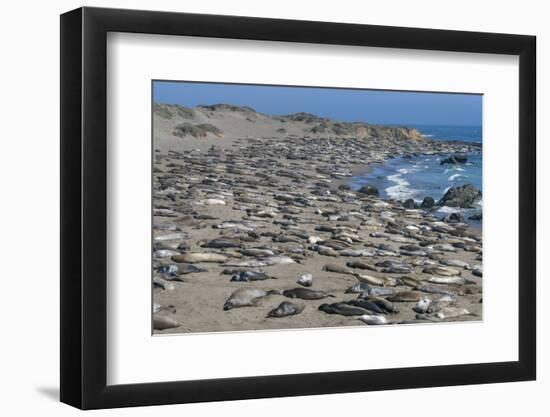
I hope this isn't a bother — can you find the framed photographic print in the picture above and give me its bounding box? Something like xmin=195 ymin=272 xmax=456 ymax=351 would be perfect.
xmin=60 ymin=6 xmax=536 ymax=410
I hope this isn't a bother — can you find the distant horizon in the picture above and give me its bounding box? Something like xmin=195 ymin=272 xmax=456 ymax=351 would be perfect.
xmin=153 ymin=81 xmax=483 ymax=127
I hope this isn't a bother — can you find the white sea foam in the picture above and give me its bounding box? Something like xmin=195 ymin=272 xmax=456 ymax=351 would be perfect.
xmin=385 ymin=173 xmax=416 ymax=200
xmin=437 ymin=206 xmax=463 ymax=214
xmin=448 ymin=173 xmax=463 ymax=181
xmin=444 ymin=166 xmax=466 ymax=174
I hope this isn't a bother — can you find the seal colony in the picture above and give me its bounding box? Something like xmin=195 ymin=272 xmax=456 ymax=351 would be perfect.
xmin=152 ymin=103 xmax=482 ymax=334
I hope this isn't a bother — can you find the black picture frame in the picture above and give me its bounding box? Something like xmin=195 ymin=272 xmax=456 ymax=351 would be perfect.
xmin=60 ymin=6 xmax=536 ymax=410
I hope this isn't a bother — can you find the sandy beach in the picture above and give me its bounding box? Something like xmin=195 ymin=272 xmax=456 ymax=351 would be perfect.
xmin=152 ymin=104 xmax=483 ymax=334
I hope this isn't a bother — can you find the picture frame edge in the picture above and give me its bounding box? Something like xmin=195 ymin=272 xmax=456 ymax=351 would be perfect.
xmin=60 ymin=6 xmax=537 ymax=410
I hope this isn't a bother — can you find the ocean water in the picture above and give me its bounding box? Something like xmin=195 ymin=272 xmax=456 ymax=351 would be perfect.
xmin=351 ymin=125 xmax=482 ymax=224
xmin=409 ymin=124 xmax=482 ymax=143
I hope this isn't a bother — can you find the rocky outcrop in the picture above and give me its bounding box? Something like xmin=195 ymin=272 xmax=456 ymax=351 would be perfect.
xmin=420 ymin=196 xmax=435 ymax=209
xmin=403 ymin=198 xmax=418 ymax=209
xmin=440 ymin=153 xmax=468 ymax=165
xmin=438 ymin=184 xmax=481 ymax=208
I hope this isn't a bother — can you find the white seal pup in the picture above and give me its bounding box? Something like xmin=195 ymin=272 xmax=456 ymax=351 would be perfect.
xmin=172 ymin=252 xmax=228 ymax=264
xmin=297 ymin=273 xmax=313 ymax=287
xmin=427 ymin=275 xmax=473 ymax=285
xmin=413 ymin=297 xmax=432 ymax=313
xmin=358 ymin=314 xmax=389 ymax=325
xmin=435 ymin=307 xmax=476 ymax=320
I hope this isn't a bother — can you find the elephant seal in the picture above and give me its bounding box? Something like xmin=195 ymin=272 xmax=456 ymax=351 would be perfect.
xmin=471 ymin=265 xmax=482 ymax=277
xmin=178 ymin=264 xmax=207 ymax=274
xmin=230 ymin=271 xmax=274 ymax=282
xmin=359 ymin=286 xmax=396 ymax=297
xmin=263 ymin=256 xmax=297 ymax=266
xmin=219 ymin=268 xmax=249 ymax=275
xmin=354 ymin=273 xmax=397 ymax=287
xmin=375 ymin=260 xmax=412 ymax=274
xmin=172 ymin=252 xmax=228 ymax=264
xmin=322 ymin=264 xmax=353 ymax=274
xmin=267 ymin=301 xmax=305 ymax=318
xmin=413 ymin=297 xmax=432 ymax=313
xmin=427 ymin=275 xmax=473 ymax=285
xmin=223 ymin=259 xmax=268 ymax=268
xmin=397 ymin=276 xmax=424 ymax=288
xmin=416 ymin=284 xmax=465 ymax=296
xmin=422 ymin=265 xmax=461 ymax=276
xmin=319 ymin=302 xmax=367 ymax=316
xmin=427 ymin=294 xmax=457 ymax=313
xmin=201 ymin=237 xmax=241 ymax=249
xmin=153 ymin=304 xmax=177 ymax=314
xmin=154 ymin=249 xmax=180 ymax=258
xmin=297 ymin=273 xmax=313 ymax=287
xmin=358 ymin=314 xmax=389 ymax=325
xmin=346 ymin=260 xmax=378 ymax=271
xmin=241 ymin=248 xmax=277 ymax=257
xmin=435 ymin=307 xmax=476 ymax=320
xmin=157 ymin=264 xmax=180 ymax=280
xmin=387 ymin=291 xmax=424 ymax=302
xmin=223 ymin=288 xmax=280 ymax=310
xmin=283 ymin=288 xmax=335 ymax=300
xmin=345 ymin=282 xmax=371 ymax=294
xmin=153 ymin=314 xmax=181 ymax=330
xmin=316 ymin=245 xmax=340 ymax=257
xmin=346 ymin=299 xmax=386 ymax=314
xmin=440 ymin=258 xmax=470 ymax=269
xmin=361 ymin=296 xmax=400 ymax=314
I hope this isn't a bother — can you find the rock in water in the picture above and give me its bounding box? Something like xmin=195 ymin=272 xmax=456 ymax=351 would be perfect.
xmin=357 ymin=185 xmax=379 ymax=196
xmin=420 ymin=196 xmax=435 ymax=209
xmin=438 ymin=184 xmax=482 ymax=208
xmin=403 ymin=198 xmax=417 ymax=209
xmin=440 ymin=153 xmax=468 ymax=165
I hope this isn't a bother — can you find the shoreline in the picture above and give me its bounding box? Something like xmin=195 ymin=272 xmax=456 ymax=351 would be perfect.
xmin=344 ymin=149 xmax=483 ymax=229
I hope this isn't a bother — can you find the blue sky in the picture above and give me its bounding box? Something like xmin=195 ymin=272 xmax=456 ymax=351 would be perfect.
xmin=153 ymin=81 xmax=482 ymax=126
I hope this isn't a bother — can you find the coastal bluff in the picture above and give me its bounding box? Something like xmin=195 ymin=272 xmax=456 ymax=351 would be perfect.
xmin=153 ymin=103 xmax=424 ymax=151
